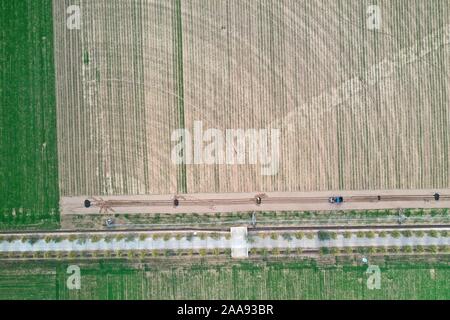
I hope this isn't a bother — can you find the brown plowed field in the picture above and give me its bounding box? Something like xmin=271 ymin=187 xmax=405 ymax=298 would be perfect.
xmin=54 ymin=0 xmax=450 ymax=196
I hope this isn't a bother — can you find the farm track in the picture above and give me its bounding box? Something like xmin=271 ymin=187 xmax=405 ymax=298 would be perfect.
xmin=61 ymin=189 xmax=450 ymax=215
xmin=90 ymin=194 xmax=449 ymax=207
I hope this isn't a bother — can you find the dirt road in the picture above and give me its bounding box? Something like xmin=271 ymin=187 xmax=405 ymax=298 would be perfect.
xmin=61 ymin=189 xmax=450 ymax=215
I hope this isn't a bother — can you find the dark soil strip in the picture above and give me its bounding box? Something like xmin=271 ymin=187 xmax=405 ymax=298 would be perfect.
xmin=172 ymin=0 xmax=187 ymax=193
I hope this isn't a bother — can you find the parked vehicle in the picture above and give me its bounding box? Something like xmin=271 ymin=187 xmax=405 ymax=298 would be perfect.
xmin=328 ymin=196 xmax=344 ymax=204
xmin=105 ymin=218 xmax=114 ymax=227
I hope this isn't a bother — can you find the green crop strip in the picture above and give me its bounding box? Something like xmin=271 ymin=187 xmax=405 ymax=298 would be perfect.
xmin=0 ymin=0 xmax=59 ymax=229
xmin=0 ymin=259 xmax=448 ymax=299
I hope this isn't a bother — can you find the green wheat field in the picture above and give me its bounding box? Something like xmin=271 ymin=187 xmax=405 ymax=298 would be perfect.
xmin=0 ymin=259 xmax=448 ymax=300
